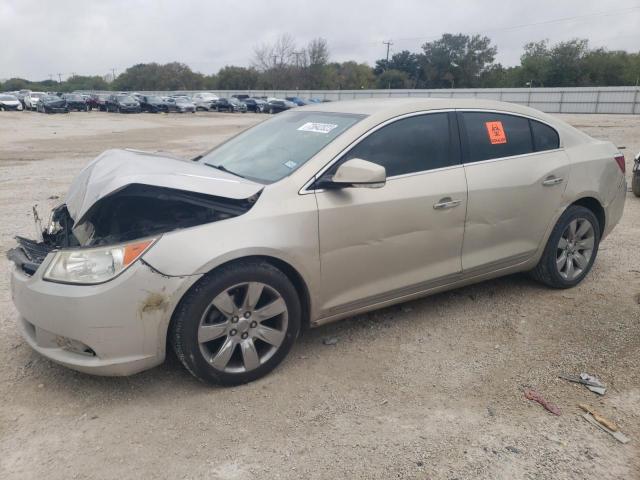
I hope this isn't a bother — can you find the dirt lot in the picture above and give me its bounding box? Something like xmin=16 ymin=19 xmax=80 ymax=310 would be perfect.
xmin=0 ymin=110 xmax=638 ymax=480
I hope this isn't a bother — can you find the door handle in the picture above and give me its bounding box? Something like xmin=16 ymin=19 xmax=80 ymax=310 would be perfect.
xmin=542 ymin=176 xmax=564 ymax=186
xmin=433 ymin=197 xmax=462 ymax=210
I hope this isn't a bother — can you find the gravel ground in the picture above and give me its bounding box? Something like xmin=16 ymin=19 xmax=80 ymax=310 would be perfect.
xmin=0 ymin=110 xmax=638 ymax=480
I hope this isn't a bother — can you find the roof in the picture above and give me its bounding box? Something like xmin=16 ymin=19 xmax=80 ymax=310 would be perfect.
xmin=301 ymin=97 xmax=555 ymax=122
xmin=299 ymin=97 xmax=591 ymax=147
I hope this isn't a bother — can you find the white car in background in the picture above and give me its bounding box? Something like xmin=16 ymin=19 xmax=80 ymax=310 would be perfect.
xmin=192 ymin=92 xmax=219 ymax=111
xmin=0 ymin=94 xmax=24 ymax=111
xmin=24 ymin=92 xmax=45 ymax=111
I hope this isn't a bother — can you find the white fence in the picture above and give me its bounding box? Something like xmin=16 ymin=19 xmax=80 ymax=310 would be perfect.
xmin=181 ymin=87 xmax=640 ymax=114
xmin=89 ymin=87 xmax=640 ymax=114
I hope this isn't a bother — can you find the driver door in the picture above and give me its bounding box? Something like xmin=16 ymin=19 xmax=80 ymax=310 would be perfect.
xmin=314 ymin=112 xmax=467 ymax=319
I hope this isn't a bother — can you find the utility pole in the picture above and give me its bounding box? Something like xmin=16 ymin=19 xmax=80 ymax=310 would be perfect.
xmin=48 ymin=74 xmax=53 ymax=81
xmin=57 ymin=73 xmax=62 ymax=83
xmin=111 ymin=68 xmax=117 ymax=81
xmin=292 ymin=51 xmax=304 ymax=68
xmin=382 ymin=40 xmax=393 ymax=67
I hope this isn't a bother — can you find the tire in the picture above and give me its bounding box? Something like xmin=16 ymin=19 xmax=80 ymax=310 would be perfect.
xmin=632 ymin=171 xmax=640 ymax=197
xmin=171 ymin=261 xmax=301 ymax=386
xmin=530 ymin=205 xmax=600 ymax=289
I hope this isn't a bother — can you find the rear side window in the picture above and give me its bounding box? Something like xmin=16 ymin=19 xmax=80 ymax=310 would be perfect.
xmin=530 ymin=120 xmax=560 ymax=151
xmin=342 ymin=113 xmax=453 ymax=177
xmin=460 ymin=112 xmax=533 ymax=163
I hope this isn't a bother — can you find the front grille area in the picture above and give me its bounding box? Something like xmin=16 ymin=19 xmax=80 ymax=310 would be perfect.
xmin=16 ymin=236 xmax=55 ymax=264
xmin=8 ymin=236 xmax=56 ymax=276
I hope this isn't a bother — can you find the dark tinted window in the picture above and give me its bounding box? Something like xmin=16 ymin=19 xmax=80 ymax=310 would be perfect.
xmin=342 ymin=113 xmax=452 ymax=177
xmin=461 ymin=112 xmax=533 ymax=163
xmin=530 ymin=120 xmax=559 ymax=151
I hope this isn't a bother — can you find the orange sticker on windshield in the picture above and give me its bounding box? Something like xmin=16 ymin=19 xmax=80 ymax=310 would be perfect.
xmin=485 ymin=121 xmax=507 ymax=144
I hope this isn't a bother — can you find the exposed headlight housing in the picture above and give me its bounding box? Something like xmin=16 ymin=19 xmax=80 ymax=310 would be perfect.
xmin=43 ymin=238 xmax=155 ymax=285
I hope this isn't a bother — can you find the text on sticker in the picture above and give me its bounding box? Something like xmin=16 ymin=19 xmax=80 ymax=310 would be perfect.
xmin=485 ymin=121 xmax=507 ymax=144
xmin=297 ymin=122 xmax=338 ymax=134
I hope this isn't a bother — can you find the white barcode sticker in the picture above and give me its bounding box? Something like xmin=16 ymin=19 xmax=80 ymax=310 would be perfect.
xmin=297 ymin=122 xmax=338 ymax=134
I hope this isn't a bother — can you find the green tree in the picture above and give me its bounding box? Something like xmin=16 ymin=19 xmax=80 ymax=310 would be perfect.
xmin=419 ymin=34 xmax=497 ymax=88
xmin=2 ymin=78 xmax=31 ymax=91
xmin=325 ymin=61 xmax=375 ymax=89
xmin=113 ymin=62 xmax=205 ymax=91
xmin=216 ymin=66 xmax=259 ymax=90
xmin=374 ymin=50 xmax=420 ymax=79
xmin=376 ymin=69 xmax=411 ymax=88
xmin=60 ymin=75 xmax=109 ymax=92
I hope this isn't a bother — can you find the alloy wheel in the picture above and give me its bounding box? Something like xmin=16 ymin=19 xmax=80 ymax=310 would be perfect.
xmin=556 ymin=217 xmax=595 ymax=280
xmin=198 ymin=282 xmax=288 ymax=373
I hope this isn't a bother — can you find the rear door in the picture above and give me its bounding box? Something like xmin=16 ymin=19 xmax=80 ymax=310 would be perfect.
xmin=458 ymin=111 xmax=569 ymax=273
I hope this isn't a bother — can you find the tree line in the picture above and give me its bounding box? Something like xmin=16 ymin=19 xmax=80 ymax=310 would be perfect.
xmin=2 ymin=33 xmax=639 ymax=93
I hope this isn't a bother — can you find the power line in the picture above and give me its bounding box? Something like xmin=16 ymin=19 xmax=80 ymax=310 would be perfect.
xmin=389 ymin=6 xmax=640 ymax=44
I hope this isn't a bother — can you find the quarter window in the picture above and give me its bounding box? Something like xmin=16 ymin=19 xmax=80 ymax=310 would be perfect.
xmin=341 ymin=113 xmax=453 ymax=177
xmin=461 ymin=112 xmax=533 ymax=163
xmin=530 ymin=120 xmax=560 ymax=152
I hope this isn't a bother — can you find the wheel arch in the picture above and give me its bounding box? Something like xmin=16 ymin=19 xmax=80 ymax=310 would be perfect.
xmin=570 ymin=196 xmax=605 ymax=236
xmin=167 ymin=254 xmax=313 ymax=341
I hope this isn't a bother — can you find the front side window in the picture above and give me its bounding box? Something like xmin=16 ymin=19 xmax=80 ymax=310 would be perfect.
xmin=340 ymin=113 xmax=453 ymax=177
xmin=199 ymin=111 xmax=364 ymax=183
xmin=461 ymin=112 xmax=533 ymax=163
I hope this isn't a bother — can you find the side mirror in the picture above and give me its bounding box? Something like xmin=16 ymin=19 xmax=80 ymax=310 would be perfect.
xmin=318 ymin=158 xmax=386 ymax=189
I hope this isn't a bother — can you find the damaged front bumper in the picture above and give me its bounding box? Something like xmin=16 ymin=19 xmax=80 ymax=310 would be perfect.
xmin=10 ymin=250 xmax=199 ymax=376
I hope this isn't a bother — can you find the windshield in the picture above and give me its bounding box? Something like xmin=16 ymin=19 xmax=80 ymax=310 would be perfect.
xmin=31 ymin=93 xmax=44 ymax=98
xmin=199 ymin=111 xmax=364 ymax=183
xmin=0 ymin=95 xmax=17 ymax=101
xmin=66 ymin=94 xmax=83 ymax=100
xmin=146 ymin=96 xmax=163 ymax=102
xmin=117 ymin=95 xmax=135 ymax=102
xmin=176 ymin=97 xmax=191 ymax=103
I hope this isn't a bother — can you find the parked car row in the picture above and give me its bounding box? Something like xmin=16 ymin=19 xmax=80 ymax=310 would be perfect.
xmin=1 ymin=90 xmax=329 ymax=115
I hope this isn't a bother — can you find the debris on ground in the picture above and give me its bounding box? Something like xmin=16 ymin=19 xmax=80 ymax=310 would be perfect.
xmin=580 ymin=373 xmax=607 ymax=395
xmin=582 ymin=412 xmax=630 ymax=444
xmin=558 ymin=373 xmax=606 ymax=395
xmin=47 ymin=195 xmax=60 ymax=200
xmin=322 ymin=337 xmax=338 ymax=346
xmin=524 ymin=388 xmax=561 ymax=416
xmin=579 ymin=404 xmax=618 ymax=431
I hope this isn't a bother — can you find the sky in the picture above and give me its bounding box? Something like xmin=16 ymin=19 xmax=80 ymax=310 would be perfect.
xmin=1 ymin=0 xmax=639 ymax=81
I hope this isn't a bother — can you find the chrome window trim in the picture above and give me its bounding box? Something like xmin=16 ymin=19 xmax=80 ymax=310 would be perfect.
xmin=456 ymin=108 xmax=563 ymax=164
xmin=300 ymin=108 xmax=563 ymax=195
xmin=300 ymin=109 xmax=456 ymax=195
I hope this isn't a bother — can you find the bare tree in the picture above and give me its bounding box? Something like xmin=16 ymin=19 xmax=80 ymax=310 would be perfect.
xmin=252 ymin=34 xmax=298 ymax=71
xmin=307 ymin=38 xmax=329 ymax=66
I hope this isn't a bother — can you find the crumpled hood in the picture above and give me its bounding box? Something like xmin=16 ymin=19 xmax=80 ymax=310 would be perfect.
xmin=65 ymin=148 xmax=263 ymax=222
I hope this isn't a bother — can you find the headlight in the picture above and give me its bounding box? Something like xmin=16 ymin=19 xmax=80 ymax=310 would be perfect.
xmin=43 ymin=238 xmax=155 ymax=285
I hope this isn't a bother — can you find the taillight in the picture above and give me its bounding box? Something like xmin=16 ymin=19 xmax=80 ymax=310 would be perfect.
xmin=614 ymin=154 xmax=626 ymax=173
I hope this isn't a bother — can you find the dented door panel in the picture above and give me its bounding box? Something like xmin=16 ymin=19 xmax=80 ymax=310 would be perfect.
xmin=461 ymin=150 xmax=571 ymax=272
xmin=316 ymin=167 xmax=467 ymax=317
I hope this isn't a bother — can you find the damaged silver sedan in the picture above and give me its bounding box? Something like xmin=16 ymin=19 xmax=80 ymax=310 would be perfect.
xmin=8 ymin=99 xmax=626 ymax=385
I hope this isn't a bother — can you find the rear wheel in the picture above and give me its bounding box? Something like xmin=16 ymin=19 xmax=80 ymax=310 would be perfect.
xmin=171 ymin=261 xmax=301 ymax=385
xmin=530 ymin=205 xmax=600 ymax=288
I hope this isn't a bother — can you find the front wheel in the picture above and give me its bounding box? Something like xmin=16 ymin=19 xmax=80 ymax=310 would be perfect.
xmin=171 ymin=261 xmax=301 ymax=385
xmin=632 ymin=171 xmax=640 ymax=197
xmin=530 ymin=205 xmax=600 ymax=289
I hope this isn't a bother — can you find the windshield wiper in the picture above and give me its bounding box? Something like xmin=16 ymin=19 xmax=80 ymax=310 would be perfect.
xmin=204 ymin=163 xmax=246 ymax=179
